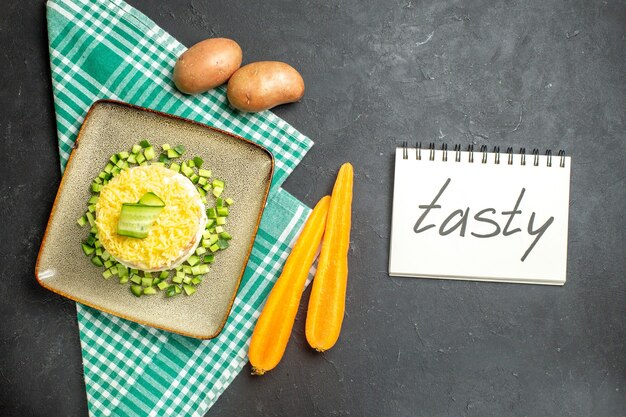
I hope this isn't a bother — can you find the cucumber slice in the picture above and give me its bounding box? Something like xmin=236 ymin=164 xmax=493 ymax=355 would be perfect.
xmin=117 ymin=203 xmax=164 ymax=238
xmin=183 ymin=285 xmax=196 ymax=296
xmin=167 ymin=149 xmax=180 ymax=158
xmin=137 ymin=192 xmax=165 ymax=207
xmin=198 ymin=169 xmax=211 ymax=178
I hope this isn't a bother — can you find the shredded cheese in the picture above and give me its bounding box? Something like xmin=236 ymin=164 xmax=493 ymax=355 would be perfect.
xmin=95 ymin=165 xmax=205 ymax=270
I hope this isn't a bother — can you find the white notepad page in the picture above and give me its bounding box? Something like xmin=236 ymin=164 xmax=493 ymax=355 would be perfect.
xmin=389 ymin=147 xmax=572 ymax=285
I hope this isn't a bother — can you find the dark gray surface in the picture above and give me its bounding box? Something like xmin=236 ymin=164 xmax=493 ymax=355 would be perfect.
xmin=1 ymin=0 xmax=625 ymax=416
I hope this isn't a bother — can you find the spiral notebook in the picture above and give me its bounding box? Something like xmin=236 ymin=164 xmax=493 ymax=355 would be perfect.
xmin=389 ymin=144 xmax=572 ymax=285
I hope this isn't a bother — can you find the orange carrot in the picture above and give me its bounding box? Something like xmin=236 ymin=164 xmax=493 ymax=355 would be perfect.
xmin=306 ymin=163 xmax=353 ymax=352
xmin=248 ymin=196 xmax=331 ymax=375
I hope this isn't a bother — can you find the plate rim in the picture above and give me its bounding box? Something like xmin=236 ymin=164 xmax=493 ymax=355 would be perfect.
xmin=35 ymin=99 xmax=275 ymax=339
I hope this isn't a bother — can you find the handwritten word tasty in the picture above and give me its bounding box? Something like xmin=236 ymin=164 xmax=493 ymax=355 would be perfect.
xmin=413 ymin=178 xmax=554 ymax=261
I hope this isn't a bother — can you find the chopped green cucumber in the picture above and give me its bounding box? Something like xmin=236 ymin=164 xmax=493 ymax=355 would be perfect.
xmin=174 ymin=285 xmax=182 ymax=294
xmin=193 ymin=157 xmax=203 ymax=167
xmin=207 ymin=208 xmax=217 ymax=219
xmin=219 ymin=232 xmax=232 ymax=240
xmin=182 ymin=265 xmax=192 ymax=274
xmin=183 ymin=285 xmax=196 ymax=296
xmin=91 ymin=183 xmax=102 ymax=193
xmin=110 ymin=154 xmax=119 ymax=164
xmin=157 ymin=281 xmax=169 ymax=291
xmin=217 ymin=207 xmax=229 ymax=216
xmin=191 ymin=264 xmax=210 ymax=275
xmin=117 ymin=203 xmax=164 ymax=238
xmin=187 ymin=255 xmax=200 ymax=266
xmin=191 ymin=277 xmax=202 ymax=285
xmin=140 ymin=139 xmax=151 ymax=148
xmin=104 ymin=260 xmax=113 ymax=269
xmin=172 ymin=275 xmax=183 ymax=284
xmin=162 ymin=144 xmax=171 ymax=151
xmin=203 ymin=254 xmax=215 ymax=263
xmin=188 ymin=160 xmax=195 ymax=168
xmin=216 ymin=217 xmax=226 ymax=226
xmin=183 ymin=276 xmax=192 ymax=285
xmin=217 ymin=239 xmax=230 ymax=250
xmin=135 ymin=153 xmax=146 ymax=164
xmin=132 ymin=144 xmax=142 ymax=154
xmin=165 ymin=285 xmax=177 ymax=297
xmin=167 ymin=149 xmax=180 ymax=159
xmin=195 ymin=246 xmax=206 ymax=256
xmin=119 ymin=151 xmax=129 ymax=159
xmin=198 ymin=177 xmax=208 ymax=186
xmin=198 ymin=168 xmax=211 ymax=178
xmin=86 ymin=234 xmax=97 ymax=246
xmin=190 ymin=174 xmax=199 ymax=184
xmin=91 ymin=256 xmax=104 ymax=267
xmin=174 ymin=145 xmax=185 ymax=155
xmin=170 ymin=162 xmax=181 ymax=173
xmin=141 ymin=277 xmax=153 ymax=287
xmin=117 ymin=264 xmax=128 ymax=277
xmin=119 ymin=275 xmax=129 ymax=284
xmin=206 ymin=219 xmax=216 ymax=228
xmin=130 ymin=274 xmax=142 ymax=285
xmin=212 ymin=179 xmax=224 ymax=188
xmin=159 ymin=271 xmax=169 ymax=279
xmin=210 ymin=243 xmax=220 ymax=252
xmin=127 ymin=154 xmax=137 ymax=164
xmin=77 ymin=216 xmax=87 ymax=227
xmin=144 ymin=146 xmax=156 ymax=160
xmin=102 ymin=269 xmax=112 ymax=279
xmin=212 ymin=187 xmax=223 ymax=198
xmin=181 ymin=164 xmax=194 ymax=177
xmin=130 ymin=285 xmax=143 ymax=297
xmin=104 ymin=163 xmax=114 ymax=173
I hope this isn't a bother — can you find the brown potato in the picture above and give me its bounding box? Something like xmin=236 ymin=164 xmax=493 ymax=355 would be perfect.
xmin=173 ymin=38 xmax=242 ymax=94
xmin=227 ymin=61 xmax=305 ymax=112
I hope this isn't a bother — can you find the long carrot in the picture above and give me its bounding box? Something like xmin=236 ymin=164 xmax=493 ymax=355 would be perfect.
xmin=248 ymin=196 xmax=331 ymax=375
xmin=306 ymin=162 xmax=353 ymax=352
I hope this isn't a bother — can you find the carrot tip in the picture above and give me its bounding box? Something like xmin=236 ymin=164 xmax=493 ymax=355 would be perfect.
xmin=251 ymin=366 xmax=266 ymax=376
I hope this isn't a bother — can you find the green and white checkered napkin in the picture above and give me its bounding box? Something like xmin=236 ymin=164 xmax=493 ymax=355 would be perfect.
xmin=47 ymin=0 xmax=313 ymax=415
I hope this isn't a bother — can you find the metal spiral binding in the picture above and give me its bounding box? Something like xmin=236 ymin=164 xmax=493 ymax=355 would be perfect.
xmin=400 ymin=142 xmax=565 ymax=167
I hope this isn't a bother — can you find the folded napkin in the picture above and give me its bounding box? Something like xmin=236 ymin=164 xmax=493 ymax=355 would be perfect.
xmin=47 ymin=0 xmax=313 ymax=415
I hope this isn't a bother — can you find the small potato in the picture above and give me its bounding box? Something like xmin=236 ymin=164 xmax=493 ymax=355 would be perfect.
xmin=227 ymin=61 xmax=305 ymax=112
xmin=173 ymin=38 xmax=242 ymax=94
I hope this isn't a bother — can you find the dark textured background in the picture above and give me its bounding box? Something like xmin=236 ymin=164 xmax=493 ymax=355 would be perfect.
xmin=1 ymin=0 xmax=625 ymax=416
